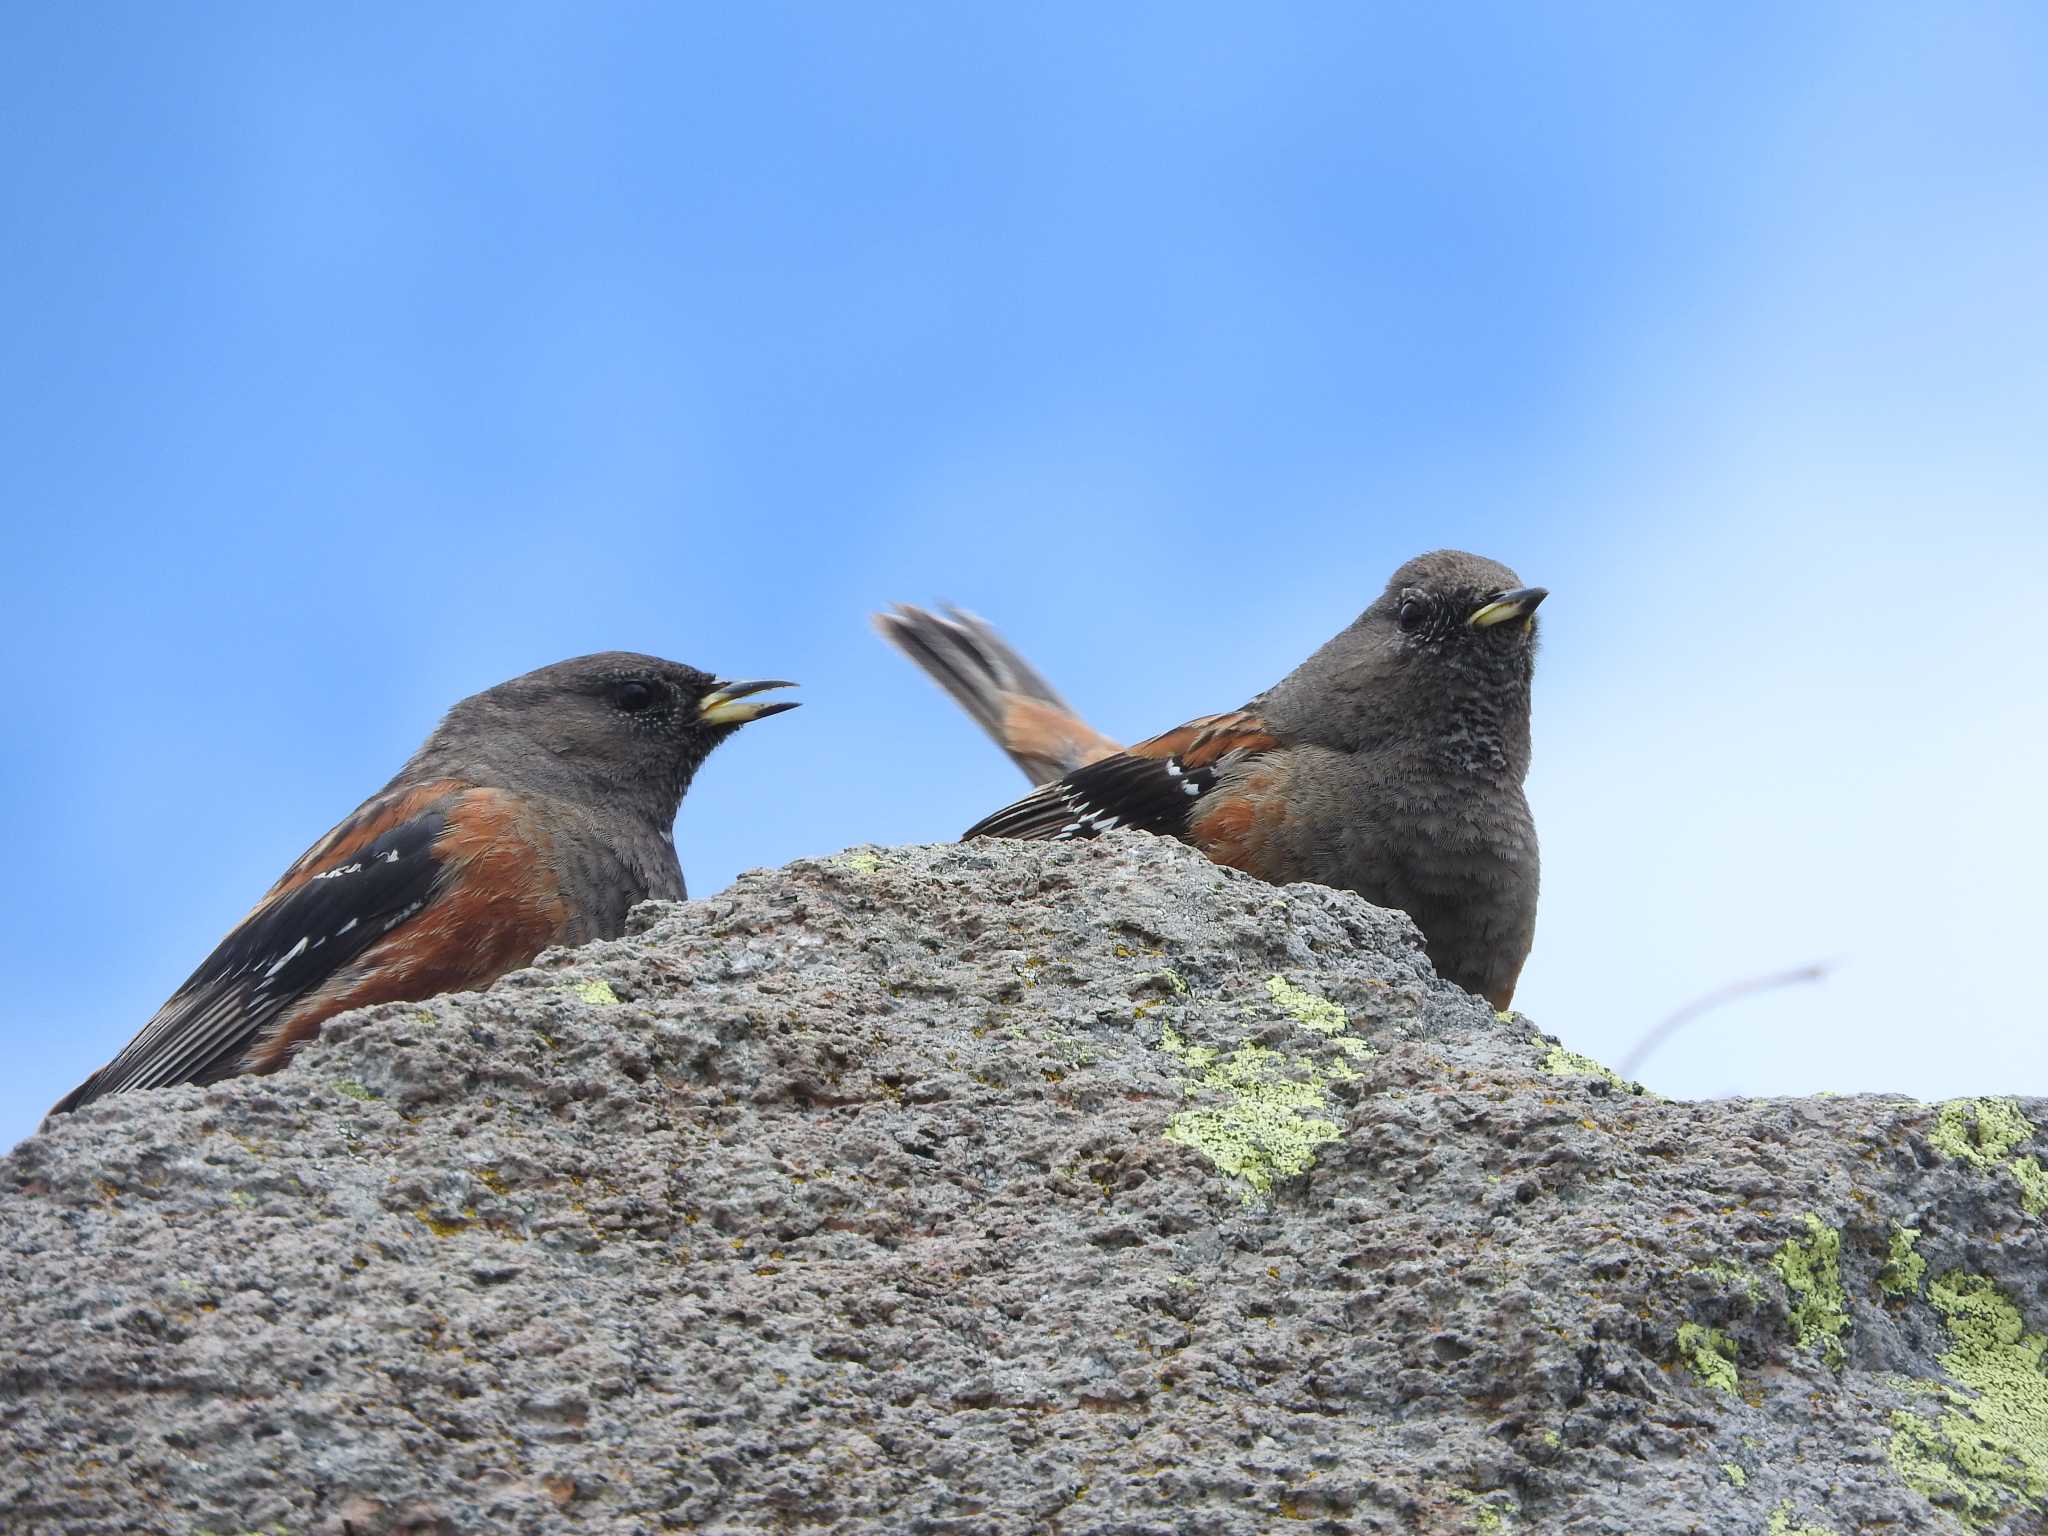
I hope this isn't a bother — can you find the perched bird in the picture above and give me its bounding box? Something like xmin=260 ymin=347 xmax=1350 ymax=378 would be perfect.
xmin=877 ymin=551 xmax=1545 ymax=1009
xmin=49 ymin=654 xmax=797 ymax=1117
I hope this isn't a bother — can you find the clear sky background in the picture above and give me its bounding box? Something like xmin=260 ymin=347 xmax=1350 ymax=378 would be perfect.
xmin=4 ymin=4 xmax=2044 ymax=1148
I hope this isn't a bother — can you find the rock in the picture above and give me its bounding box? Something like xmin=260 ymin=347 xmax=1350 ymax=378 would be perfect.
xmin=3 ymin=835 xmax=2044 ymax=1534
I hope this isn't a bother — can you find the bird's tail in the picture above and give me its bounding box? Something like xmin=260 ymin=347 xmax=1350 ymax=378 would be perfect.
xmin=873 ymin=604 xmax=1123 ymax=785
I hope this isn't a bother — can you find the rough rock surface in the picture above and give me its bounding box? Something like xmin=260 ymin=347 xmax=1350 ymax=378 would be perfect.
xmin=4 ymin=837 xmax=2045 ymax=1536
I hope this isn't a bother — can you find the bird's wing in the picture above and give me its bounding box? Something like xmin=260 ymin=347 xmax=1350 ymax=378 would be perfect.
xmin=874 ymin=603 xmax=1124 ymax=784
xmin=50 ymin=781 xmax=481 ymax=1115
xmin=961 ymin=710 xmax=1280 ymax=843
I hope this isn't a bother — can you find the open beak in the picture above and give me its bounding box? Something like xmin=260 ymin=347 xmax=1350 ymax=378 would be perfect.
xmin=1467 ymin=587 xmax=1549 ymax=629
xmin=699 ymin=679 xmax=800 ymax=726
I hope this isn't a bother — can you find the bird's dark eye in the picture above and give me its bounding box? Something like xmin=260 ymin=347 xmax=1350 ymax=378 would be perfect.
xmin=1397 ymin=597 xmax=1430 ymax=634
xmin=614 ymin=680 xmax=662 ymax=712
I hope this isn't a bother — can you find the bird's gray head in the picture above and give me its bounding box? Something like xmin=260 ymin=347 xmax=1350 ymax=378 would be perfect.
xmin=1262 ymin=550 xmax=1546 ymax=775
xmin=403 ymin=652 xmax=799 ymax=822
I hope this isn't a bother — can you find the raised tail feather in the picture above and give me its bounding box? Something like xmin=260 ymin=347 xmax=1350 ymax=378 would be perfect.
xmin=873 ymin=604 xmax=1123 ymax=785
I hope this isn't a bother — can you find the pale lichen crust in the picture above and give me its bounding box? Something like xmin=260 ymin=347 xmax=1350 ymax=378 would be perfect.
xmin=1879 ymin=1224 xmax=1926 ymax=1300
xmin=1929 ymin=1099 xmax=2034 ymax=1168
xmin=1676 ymin=1322 xmax=1739 ymax=1394
xmin=1887 ymin=1270 xmax=2048 ymax=1527
xmin=1767 ymin=1501 xmax=1836 ymax=1536
xmin=1159 ymin=1029 xmax=1339 ymax=1200
xmin=1264 ymin=974 xmax=1349 ymax=1035
xmin=1536 ymin=1041 xmax=1641 ymax=1095
xmin=1929 ymin=1099 xmax=2047 ymax=1215
xmin=2013 ymin=1157 xmax=2048 ymax=1217
xmin=1772 ymin=1214 xmax=1849 ymax=1367
xmin=1443 ymin=1485 xmax=1514 ymax=1532
xmin=1157 ymin=976 xmax=1378 ymax=1202
xmin=1688 ymin=1258 xmax=1763 ymax=1306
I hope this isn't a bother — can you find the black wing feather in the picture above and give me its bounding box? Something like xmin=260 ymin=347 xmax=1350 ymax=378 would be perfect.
xmin=962 ymin=750 xmax=1231 ymax=843
xmin=50 ymin=807 xmax=452 ymax=1115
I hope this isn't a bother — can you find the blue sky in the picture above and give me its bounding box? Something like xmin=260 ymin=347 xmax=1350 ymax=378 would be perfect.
xmin=4 ymin=4 xmax=2044 ymax=1145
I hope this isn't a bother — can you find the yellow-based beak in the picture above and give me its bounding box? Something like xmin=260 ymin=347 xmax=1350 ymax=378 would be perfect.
xmin=1467 ymin=587 xmax=1549 ymax=629
xmin=699 ymin=679 xmax=800 ymax=726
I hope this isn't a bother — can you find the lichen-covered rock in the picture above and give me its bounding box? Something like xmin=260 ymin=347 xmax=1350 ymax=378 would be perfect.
xmin=2 ymin=836 xmax=2044 ymax=1535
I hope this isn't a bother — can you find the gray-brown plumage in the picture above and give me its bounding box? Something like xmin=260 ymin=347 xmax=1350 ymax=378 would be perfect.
xmin=883 ymin=552 xmax=1546 ymax=1010
xmin=50 ymin=654 xmax=797 ymax=1117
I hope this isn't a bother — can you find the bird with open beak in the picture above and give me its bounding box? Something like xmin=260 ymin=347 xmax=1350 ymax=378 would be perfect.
xmin=50 ymin=653 xmax=798 ymax=1116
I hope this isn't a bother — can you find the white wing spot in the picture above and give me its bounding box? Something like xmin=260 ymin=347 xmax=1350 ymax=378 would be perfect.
xmin=336 ymin=917 xmax=359 ymax=936
xmin=264 ymin=936 xmax=310 ymax=979
xmin=313 ymin=862 xmax=364 ymax=881
xmin=380 ymin=900 xmax=425 ymax=933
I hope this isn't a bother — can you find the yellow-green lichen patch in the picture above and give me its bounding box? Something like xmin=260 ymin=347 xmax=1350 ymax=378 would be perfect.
xmin=1327 ymin=1035 xmax=1378 ymax=1079
xmin=1767 ymin=1502 xmax=1835 ymax=1535
xmin=331 ymin=1079 xmax=377 ymax=1102
xmin=1929 ymin=1098 xmax=2034 ymax=1168
xmin=1676 ymin=1322 xmax=1739 ymax=1394
xmin=1443 ymin=1487 xmax=1513 ymax=1532
xmin=2010 ymin=1157 xmax=2048 ymax=1217
xmin=574 ymin=979 xmax=620 ymax=1007
xmin=1929 ymin=1099 xmax=2046 ymax=1217
xmin=1538 ymin=1042 xmax=1635 ymax=1093
xmin=834 ymin=850 xmax=884 ymax=874
xmin=1264 ymin=975 xmax=1348 ymax=1035
xmin=1772 ymin=1214 xmax=1849 ymax=1367
xmin=1156 ymin=979 xmax=1387 ymax=1201
xmin=1160 ymin=1027 xmax=1340 ymax=1201
xmin=1721 ymin=1461 xmax=1747 ymax=1487
xmin=1887 ymin=1270 xmax=2048 ymax=1526
xmin=1035 ymin=1026 xmax=1099 ymax=1072
xmin=1689 ymin=1258 xmax=1764 ymax=1306
xmin=1879 ymin=1224 xmax=1926 ymax=1299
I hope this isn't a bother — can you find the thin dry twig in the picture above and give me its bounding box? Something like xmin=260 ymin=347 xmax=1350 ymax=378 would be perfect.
xmin=1619 ymin=961 xmax=1835 ymax=1081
